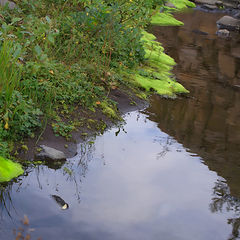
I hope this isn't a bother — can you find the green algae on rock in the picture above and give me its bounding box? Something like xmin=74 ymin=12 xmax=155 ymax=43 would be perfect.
xmin=151 ymin=12 xmax=184 ymax=26
xmin=168 ymin=0 xmax=196 ymax=10
xmin=151 ymin=0 xmax=195 ymax=26
xmin=100 ymin=101 xmax=118 ymax=119
xmin=131 ymin=1 xmax=195 ymax=98
xmin=131 ymin=31 xmax=189 ymax=98
xmin=0 ymin=156 xmax=24 ymax=182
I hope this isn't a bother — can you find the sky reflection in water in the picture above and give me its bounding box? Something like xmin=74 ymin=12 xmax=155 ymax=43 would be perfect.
xmin=0 ymin=111 xmax=237 ymax=240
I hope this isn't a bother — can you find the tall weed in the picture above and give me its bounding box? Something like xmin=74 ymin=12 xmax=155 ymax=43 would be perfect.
xmin=0 ymin=40 xmax=21 ymax=114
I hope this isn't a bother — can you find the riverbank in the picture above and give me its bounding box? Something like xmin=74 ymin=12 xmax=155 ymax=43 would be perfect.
xmin=0 ymin=0 xmax=195 ymax=181
xmin=1 ymin=7 xmax=240 ymax=239
xmin=16 ymin=88 xmax=147 ymax=163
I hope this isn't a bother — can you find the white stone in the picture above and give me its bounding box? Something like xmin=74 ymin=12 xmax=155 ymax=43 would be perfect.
xmin=37 ymin=145 xmax=66 ymax=160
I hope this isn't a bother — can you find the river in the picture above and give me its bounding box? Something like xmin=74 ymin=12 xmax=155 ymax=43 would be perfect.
xmin=0 ymin=9 xmax=240 ymax=240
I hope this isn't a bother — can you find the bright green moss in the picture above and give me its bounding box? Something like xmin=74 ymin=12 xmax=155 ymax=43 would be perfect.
xmin=141 ymin=31 xmax=188 ymax=94
xmin=151 ymin=0 xmax=195 ymax=26
xmin=137 ymin=0 xmax=195 ymax=97
xmin=135 ymin=74 xmax=188 ymax=96
xmin=151 ymin=12 xmax=184 ymax=26
xmin=141 ymin=31 xmax=157 ymax=41
xmin=100 ymin=101 xmax=118 ymax=119
xmin=169 ymin=0 xmax=196 ymax=9
xmin=129 ymin=31 xmax=189 ymax=98
xmin=0 ymin=156 xmax=24 ymax=182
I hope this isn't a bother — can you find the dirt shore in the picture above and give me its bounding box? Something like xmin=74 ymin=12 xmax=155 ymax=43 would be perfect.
xmin=16 ymin=89 xmax=147 ymax=163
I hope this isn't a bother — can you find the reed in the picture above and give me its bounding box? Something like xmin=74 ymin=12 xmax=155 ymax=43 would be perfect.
xmin=0 ymin=40 xmax=21 ymax=113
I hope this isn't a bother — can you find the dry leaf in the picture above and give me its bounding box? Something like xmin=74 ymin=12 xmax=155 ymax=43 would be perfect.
xmin=4 ymin=122 xmax=9 ymax=130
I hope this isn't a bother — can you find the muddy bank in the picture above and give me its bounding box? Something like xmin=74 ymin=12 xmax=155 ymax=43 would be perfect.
xmin=1 ymin=8 xmax=240 ymax=240
xmin=16 ymin=89 xmax=147 ymax=165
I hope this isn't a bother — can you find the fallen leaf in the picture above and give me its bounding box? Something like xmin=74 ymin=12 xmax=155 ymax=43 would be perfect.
xmin=49 ymin=70 xmax=54 ymax=75
xmin=4 ymin=122 xmax=9 ymax=130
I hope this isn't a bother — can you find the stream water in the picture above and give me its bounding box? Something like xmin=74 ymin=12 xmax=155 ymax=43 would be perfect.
xmin=1 ymin=9 xmax=240 ymax=240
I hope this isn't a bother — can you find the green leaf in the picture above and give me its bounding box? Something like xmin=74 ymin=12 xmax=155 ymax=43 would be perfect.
xmin=47 ymin=34 xmax=55 ymax=44
xmin=11 ymin=18 xmax=22 ymax=25
xmin=34 ymin=45 xmax=42 ymax=56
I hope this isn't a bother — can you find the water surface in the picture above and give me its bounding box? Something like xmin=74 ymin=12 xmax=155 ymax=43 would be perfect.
xmin=0 ymin=9 xmax=240 ymax=240
xmin=149 ymin=9 xmax=240 ymax=198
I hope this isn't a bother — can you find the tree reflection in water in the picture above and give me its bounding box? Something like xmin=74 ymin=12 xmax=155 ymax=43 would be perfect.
xmin=210 ymin=179 xmax=240 ymax=240
xmin=0 ymin=184 xmax=14 ymax=218
xmin=152 ymin=134 xmax=176 ymax=160
xmin=0 ymin=139 xmax=96 ymax=219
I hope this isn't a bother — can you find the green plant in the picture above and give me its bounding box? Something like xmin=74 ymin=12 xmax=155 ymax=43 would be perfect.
xmin=0 ymin=40 xmax=21 ymax=126
xmin=52 ymin=120 xmax=76 ymax=139
xmin=0 ymin=40 xmax=42 ymax=157
xmin=0 ymin=0 xmax=193 ymax=161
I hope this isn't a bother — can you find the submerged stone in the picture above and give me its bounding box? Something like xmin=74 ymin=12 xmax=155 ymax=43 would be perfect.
xmin=0 ymin=156 xmax=24 ymax=182
xmin=216 ymin=29 xmax=230 ymax=38
xmin=36 ymin=145 xmax=66 ymax=161
xmin=217 ymin=16 xmax=240 ymax=31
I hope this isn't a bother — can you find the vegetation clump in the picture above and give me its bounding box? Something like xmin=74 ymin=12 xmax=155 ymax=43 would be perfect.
xmin=133 ymin=31 xmax=189 ymax=97
xmin=0 ymin=156 xmax=23 ymax=182
xmin=0 ymin=0 xmax=194 ymax=180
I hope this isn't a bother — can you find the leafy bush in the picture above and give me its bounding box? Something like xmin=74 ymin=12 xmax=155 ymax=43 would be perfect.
xmin=0 ymin=91 xmax=42 ymax=138
xmin=0 ymin=0 xmax=191 ymax=156
xmin=0 ymin=40 xmax=42 ymax=156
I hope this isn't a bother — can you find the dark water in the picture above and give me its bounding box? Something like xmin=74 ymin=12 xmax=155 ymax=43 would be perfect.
xmin=149 ymin=9 xmax=240 ymax=198
xmin=1 ymin=10 xmax=240 ymax=240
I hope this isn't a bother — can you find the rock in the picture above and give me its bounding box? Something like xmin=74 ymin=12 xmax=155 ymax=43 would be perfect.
xmin=216 ymin=29 xmax=230 ymax=37
xmin=203 ymin=4 xmax=218 ymax=10
xmin=0 ymin=0 xmax=16 ymax=9
xmin=215 ymin=1 xmax=223 ymax=7
xmin=36 ymin=145 xmax=66 ymax=161
xmin=222 ymin=0 xmax=239 ymax=9
xmin=194 ymin=0 xmax=218 ymax=5
xmin=217 ymin=16 xmax=240 ymax=31
xmin=233 ymin=11 xmax=240 ymax=19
